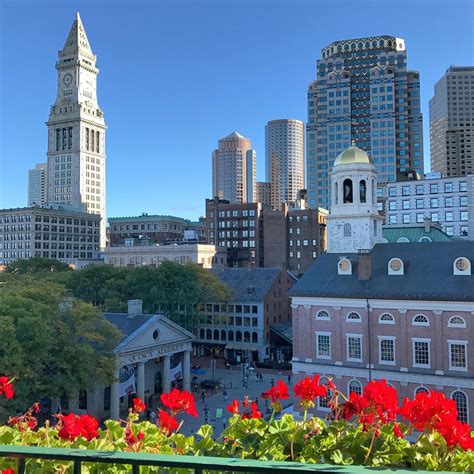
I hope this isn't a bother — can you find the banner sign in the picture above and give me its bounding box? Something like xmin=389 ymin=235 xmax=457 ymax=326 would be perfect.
xmin=119 ymin=366 xmax=136 ymax=397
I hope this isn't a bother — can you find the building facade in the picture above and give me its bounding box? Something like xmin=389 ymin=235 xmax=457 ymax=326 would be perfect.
xmin=265 ymin=119 xmax=305 ymax=204
xmin=291 ymin=145 xmax=474 ymax=425
xmin=380 ymin=174 xmax=474 ymax=239
xmin=205 ymin=199 xmax=264 ymax=268
xmin=46 ymin=13 xmax=107 ymax=248
xmin=28 ymin=163 xmax=48 ymax=207
xmin=256 ymin=181 xmax=272 ymax=208
xmin=212 ymin=132 xmax=256 ymax=204
xmin=103 ymin=243 xmax=227 ymax=269
xmin=0 ymin=204 xmax=101 ymax=267
xmin=430 ymin=66 xmax=474 ymax=177
xmin=306 ymin=36 xmax=424 ymax=209
xmin=194 ymin=268 xmax=295 ymax=362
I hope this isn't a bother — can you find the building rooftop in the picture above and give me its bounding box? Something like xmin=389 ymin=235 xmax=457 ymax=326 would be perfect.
xmin=103 ymin=312 xmax=155 ymax=340
xmin=211 ymin=267 xmax=282 ymax=302
xmin=333 ymin=144 xmax=372 ymax=167
xmin=290 ymin=242 xmax=474 ymax=302
xmin=382 ymin=225 xmax=453 ymax=243
xmin=108 ymin=214 xmax=189 ymax=223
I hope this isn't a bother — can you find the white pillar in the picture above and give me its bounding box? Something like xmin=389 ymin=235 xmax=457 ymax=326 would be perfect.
xmin=162 ymin=355 xmax=171 ymax=393
xmin=110 ymin=368 xmax=120 ymax=420
xmin=137 ymin=362 xmax=145 ymax=400
xmin=183 ymin=351 xmax=191 ymax=392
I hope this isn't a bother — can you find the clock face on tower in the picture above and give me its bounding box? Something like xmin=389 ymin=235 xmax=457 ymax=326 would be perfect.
xmin=63 ymin=73 xmax=73 ymax=86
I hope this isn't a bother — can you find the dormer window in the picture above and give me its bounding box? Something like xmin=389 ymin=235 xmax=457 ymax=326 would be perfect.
xmin=448 ymin=316 xmax=466 ymax=328
xmin=388 ymin=258 xmax=404 ymax=275
xmin=412 ymin=314 xmax=429 ymax=326
xmin=316 ymin=310 xmax=330 ymax=320
xmin=338 ymin=257 xmax=352 ymax=275
xmin=454 ymin=257 xmax=471 ymax=275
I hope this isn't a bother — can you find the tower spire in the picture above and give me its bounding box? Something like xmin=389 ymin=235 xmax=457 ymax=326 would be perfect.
xmin=60 ymin=12 xmax=94 ymax=59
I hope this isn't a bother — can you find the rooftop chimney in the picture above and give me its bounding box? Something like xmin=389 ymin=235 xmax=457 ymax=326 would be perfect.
xmin=424 ymin=217 xmax=432 ymax=233
xmin=127 ymin=299 xmax=143 ymax=318
xmin=357 ymin=250 xmax=372 ymax=281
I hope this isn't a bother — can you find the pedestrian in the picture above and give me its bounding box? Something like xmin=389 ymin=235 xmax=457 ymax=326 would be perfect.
xmin=201 ymin=391 xmax=206 ymax=402
xmin=271 ymin=378 xmax=275 ymax=387
xmin=259 ymin=373 xmax=263 ymax=383
xmin=223 ymin=389 xmax=228 ymax=400
xmin=255 ymin=372 xmax=259 ymax=382
xmin=287 ymin=374 xmax=292 ymax=385
xmin=150 ymin=410 xmax=157 ymax=425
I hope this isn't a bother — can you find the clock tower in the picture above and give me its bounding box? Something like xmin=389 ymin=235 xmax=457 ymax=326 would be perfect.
xmin=46 ymin=12 xmax=107 ymax=249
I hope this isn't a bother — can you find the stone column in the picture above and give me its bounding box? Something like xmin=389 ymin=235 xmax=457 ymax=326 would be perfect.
xmin=182 ymin=350 xmax=191 ymax=391
xmin=110 ymin=368 xmax=120 ymax=420
xmin=162 ymin=355 xmax=171 ymax=393
xmin=137 ymin=362 xmax=145 ymax=400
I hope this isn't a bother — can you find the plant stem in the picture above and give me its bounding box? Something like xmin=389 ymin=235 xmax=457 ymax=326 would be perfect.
xmin=364 ymin=429 xmax=377 ymax=465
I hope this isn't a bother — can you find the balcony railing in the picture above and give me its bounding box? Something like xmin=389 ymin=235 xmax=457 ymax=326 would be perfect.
xmin=0 ymin=445 xmax=426 ymax=473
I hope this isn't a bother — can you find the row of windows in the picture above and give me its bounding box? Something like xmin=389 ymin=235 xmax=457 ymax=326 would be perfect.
xmin=388 ymin=196 xmax=468 ymax=210
xmin=198 ymin=328 xmax=258 ymax=343
xmin=209 ymin=209 xmax=256 ymax=218
xmin=315 ymin=332 xmax=468 ymax=371
xmin=316 ymin=310 xmax=467 ymax=327
xmin=387 ymin=181 xmax=468 ymax=197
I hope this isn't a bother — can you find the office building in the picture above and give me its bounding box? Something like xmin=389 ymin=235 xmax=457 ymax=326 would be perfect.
xmin=381 ymin=174 xmax=474 ymax=239
xmin=291 ymin=144 xmax=474 ymax=423
xmin=27 ymin=163 xmax=47 ymax=207
xmin=430 ymin=66 xmax=474 ymax=177
xmin=0 ymin=204 xmax=101 ymax=268
xmin=46 ymin=13 xmax=107 ymax=248
xmin=212 ymin=132 xmax=256 ymax=204
xmin=256 ymin=181 xmax=272 ymax=208
xmin=265 ymin=119 xmax=305 ymax=205
xmin=307 ymin=36 xmax=424 ymax=208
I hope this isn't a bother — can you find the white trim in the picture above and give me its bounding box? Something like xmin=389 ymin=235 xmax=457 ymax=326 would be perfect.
xmin=412 ymin=314 xmax=430 ymax=326
xmin=347 ymin=378 xmax=363 ymax=395
xmin=414 ymin=385 xmax=429 ymax=396
xmin=453 ymin=257 xmax=471 ymax=275
xmin=450 ymin=389 xmax=470 ymax=424
xmin=316 ymin=310 xmax=331 ymax=320
xmin=378 ymin=312 xmax=395 ymax=324
xmin=412 ymin=338 xmax=431 ymax=368
xmin=448 ymin=340 xmax=468 ymax=372
xmin=378 ymin=336 xmax=396 ymax=365
xmin=346 ymin=334 xmax=363 ymax=362
xmin=448 ymin=315 xmax=467 ymax=328
xmin=388 ymin=258 xmax=404 ymax=275
xmin=315 ymin=331 xmax=332 ymax=360
xmin=345 ymin=311 xmax=362 ymax=322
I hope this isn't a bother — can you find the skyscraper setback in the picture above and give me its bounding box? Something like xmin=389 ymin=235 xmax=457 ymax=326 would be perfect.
xmin=46 ymin=13 xmax=107 ymax=248
xmin=306 ymin=36 xmax=424 ymax=209
xmin=212 ymin=132 xmax=256 ymax=204
xmin=430 ymin=66 xmax=474 ymax=177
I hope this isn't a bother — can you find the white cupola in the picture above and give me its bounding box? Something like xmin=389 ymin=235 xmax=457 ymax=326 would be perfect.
xmin=326 ymin=142 xmax=383 ymax=253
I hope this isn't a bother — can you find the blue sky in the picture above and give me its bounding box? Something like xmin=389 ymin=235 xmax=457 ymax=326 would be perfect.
xmin=1 ymin=0 xmax=472 ymax=220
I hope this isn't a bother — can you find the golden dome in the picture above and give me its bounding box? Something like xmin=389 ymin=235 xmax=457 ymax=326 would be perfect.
xmin=333 ymin=143 xmax=372 ymax=167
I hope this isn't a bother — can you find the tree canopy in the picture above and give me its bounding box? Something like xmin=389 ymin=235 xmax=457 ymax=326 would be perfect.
xmin=4 ymin=257 xmax=71 ymax=274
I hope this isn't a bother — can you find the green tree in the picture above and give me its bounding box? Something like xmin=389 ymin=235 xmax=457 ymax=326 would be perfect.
xmin=5 ymin=257 xmax=71 ymax=274
xmin=0 ymin=279 xmax=121 ymax=418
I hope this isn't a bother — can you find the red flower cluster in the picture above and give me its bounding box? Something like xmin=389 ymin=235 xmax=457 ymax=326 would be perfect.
xmin=124 ymin=426 xmax=145 ymax=448
xmin=293 ymin=375 xmax=327 ymax=409
xmin=2 ymin=469 xmax=15 ymax=474
xmin=0 ymin=376 xmax=14 ymax=400
xmin=8 ymin=402 xmax=40 ymax=432
xmin=400 ymin=390 xmax=474 ymax=450
xmin=340 ymin=379 xmax=398 ymax=433
xmin=261 ymin=380 xmax=289 ymax=403
xmin=226 ymin=397 xmax=262 ymax=419
xmin=57 ymin=413 xmax=99 ymax=442
xmin=161 ymin=389 xmax=197 ymax=417
xmin=158 ymin=409 xmax=179 ymax=436
xmin=132 ymin=397 xmax=146 ymax=414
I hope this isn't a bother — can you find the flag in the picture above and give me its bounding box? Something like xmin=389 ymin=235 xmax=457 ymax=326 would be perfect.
xmin=119 ymin=366 xmax=136 ymax=397
xmin=170 ymin=362 xmax=183 ymax=381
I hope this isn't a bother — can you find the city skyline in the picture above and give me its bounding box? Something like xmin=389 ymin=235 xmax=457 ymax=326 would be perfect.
xmin=1 ymin=0 xmax=473 ymax=220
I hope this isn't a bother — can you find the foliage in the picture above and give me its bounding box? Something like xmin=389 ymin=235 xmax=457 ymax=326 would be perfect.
xmin=1 ymin=379 xmax=474 ymax=472
xmin=0 ymin=279 xmax=121 ymax=416
xmin=4 ymin=257 xmax=71 ymax=274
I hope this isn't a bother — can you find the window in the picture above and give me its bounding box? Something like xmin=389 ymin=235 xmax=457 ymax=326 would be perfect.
xmin=343 ymin=179 xmax=353 ymax=203
xmin=388 ymin=258 xmax=404 ymax=275
xmin=460 ymin=211 xmax=468 ymax=221
xmin=415 ymin=386 xmax=429 ymax=396
xmin=429 ymin=184 xmax=438 ymax=194
xmin=413 ymin=339 xmax=430 ymax=367
xmin=316 ymin=332 xmax=331 ymax=359
xmin=348 ymin=379 xmax=363 ymax=395
xmin=412 ymin=314 xmax=429 ymax=326
xmin=453 ymin=257 xmax=471 ymax=275
xmin=318 ymin=376 xmax=331 ymax=410
xmin=338 ymin=258 xmax=352 ymax=275
xmin=449 ymin=341 xmax=467 ymax=371
xmin=346 ymin=311 xmax=361 ymax=322
xmin=448 ymin=316 xmax=466 ymax=328
xmin=343 ymin=223 xmax=351 ymax=237
xmin=316 ymin=310 xmax=330 ymax=320
xmin=379 ymin=337 xmax=395 ymax=364
xmin=388 ymin=201 xmax=397 ymax=211
xmin=347 ymin=335 xmax=362 ymax=361
xmin=379 ymin=313 xmax=395 ymax=324
xmin=430 ymin=198 xmax=438 ymax=208
xmin=451 ymin=391 xmax=468 ymax=423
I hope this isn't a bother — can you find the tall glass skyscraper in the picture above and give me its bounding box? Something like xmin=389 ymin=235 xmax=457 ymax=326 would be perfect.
xmin=306 ymin=36 xmax=424 ymax=208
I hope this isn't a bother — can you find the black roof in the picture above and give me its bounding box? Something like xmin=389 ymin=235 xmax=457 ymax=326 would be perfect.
xmin=103 ymin=313 xmax=155 ymax=340
xmin=290 ymin=242 xmax=474 ymax=302
xmin=211 ymin=267 xmax=282 ymax=302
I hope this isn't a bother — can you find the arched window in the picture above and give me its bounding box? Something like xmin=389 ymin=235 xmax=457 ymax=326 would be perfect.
xmin=418 ymin=236 xmax=432 ymax=242
xmin=372 ymin=178 xmax=376 ymax=203
xmin=317 ymin=376 xmax=331 ymax=409
xmin=199 ymin=329 xmax=205 ymax=339
xmin=451 ymin=391 xmax=468 ymax=423
xmin=252 ymin=332 xmax=258 ymax=343
xmin=388 ymin=258 xmax=404 ymax=275
xmin=453 ymin=257 xmax=471 ymax=275
xmin=343 ymin=223 xmax=351 ymax=237
xmin=412 ymin=314 xmax=429 ymax=326
xmin=343 ymin=179 xmax=353 ymax=203
xmin=348 ymin=379 xmax=363 ymax=395
xmin=415 ymin=386 xmax=429 ymax=396
xmin=338 ymin=258 xmax=352 ymax=275
xmin=244 ymin=331 xmax=251 ymax=342
xmin=358 ymin=42 xmax=363 ymax=49
xmin=206 ymin=329 xmax=212 ymax=340
xmin=335 ymin=182 xmax=339 ymax=205
xmin=337 ymin=44 xmax=342 ymax=52
xmin=316 ymin=310 xmax=330 ymax=320
xmin=379 ymin=313 xmax=395 ymax=324
xmin=365 ymin=41 xmax=370 ymax=48
xmin=346 ymin=312 xmax=361 ymax=322
xmin=448 ymin=316 xmax=466 ymax=328
xmin=236 ymin=331 xmax=242 ymax=342
xmin=397 ymin=237 xmax=410 ymax=243
xmin=359 ymin=180 xmax=367 ymax=203
xmin=214 ymin=329 xmax=220 ymax=340
xmin=228 ymin=330 xmax=234 ymax=341
xmin=379 ymin=40 xmax=385 ymax=47
xmin=372 ymin=40 xmax=377 ymax=48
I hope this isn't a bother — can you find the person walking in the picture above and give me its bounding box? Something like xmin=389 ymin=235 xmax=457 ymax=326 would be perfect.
xmin=287 ymin=374 xmax=292 ymax=385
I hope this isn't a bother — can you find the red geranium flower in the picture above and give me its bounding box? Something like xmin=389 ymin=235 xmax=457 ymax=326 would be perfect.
xmin=161 ymin=389 xmax=198 ymax=417
xmin=0 ymin=376 xmax=14 ymax=400
xmin=2 ymin=469 xmax=15 ymax=474
xmin=393 ymin=423 xmax=404 ymax=439
xmin=57 ymin=413 xmax=99 ymax=441
xmin=158 ymin=409 xmax=179 ymax=436
xmin=241 ymin=402 xmax=262 ymax=419
xmin=261 ymin=380 xmax=289 ymax=403
xmin=132 ymin=397 xmax=146 ymax=413
xmin=227 ymin=399 xmax=262 ymax=419
xmin=293 ymin=375 xmax=327 ymax=409
xmin=226 ymin=399 xmax=240 ymax=415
